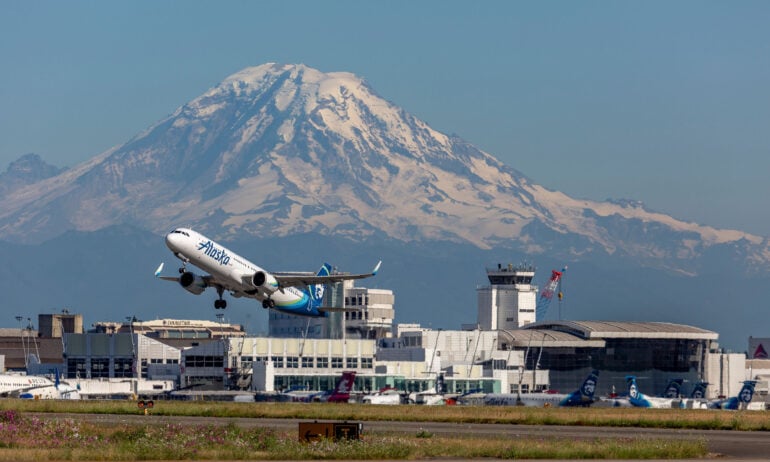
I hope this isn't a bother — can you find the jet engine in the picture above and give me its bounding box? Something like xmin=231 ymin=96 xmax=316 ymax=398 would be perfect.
xmin=179 ymin=271 xmax=207 ymax=295
xmin=251 ymin=271 xmax=278 ymax=294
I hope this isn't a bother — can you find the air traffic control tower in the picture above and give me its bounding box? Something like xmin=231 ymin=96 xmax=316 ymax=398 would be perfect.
xmin=477 ymin=263 xmax=538 ymax=330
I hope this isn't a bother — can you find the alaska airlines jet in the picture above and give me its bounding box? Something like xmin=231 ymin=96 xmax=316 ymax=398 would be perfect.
xmin=625 ymin=376 xmax=684 ymax=408
xmin=709 ymin=380 xmax=757 ymax=410
xmin=483 ymin=370 xmax=599 ymax=407
xmin=678 ymin=381 xmax=710 ymax=409
xmin=156 ymin=228 xmax=381 ymax=316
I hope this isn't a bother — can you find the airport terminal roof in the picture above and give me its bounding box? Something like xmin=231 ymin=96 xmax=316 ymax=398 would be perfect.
xmin=523 ymin=320 xmax=718 ymax=341
xmin=499 ymin=328 xmax=606 ymax=348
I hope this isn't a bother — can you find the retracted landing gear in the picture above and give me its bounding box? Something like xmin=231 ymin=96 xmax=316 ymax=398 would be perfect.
xmin=261 ymin=298 xmax=275 ymax=309
xmin=214 ymin=286 xmax=227 ymax=310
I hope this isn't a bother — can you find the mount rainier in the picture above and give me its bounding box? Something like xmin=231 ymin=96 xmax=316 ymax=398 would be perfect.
xmin=1 ymin=63 xmax=767 ymax=276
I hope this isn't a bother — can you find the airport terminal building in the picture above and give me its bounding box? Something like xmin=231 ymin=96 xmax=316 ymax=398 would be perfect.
xmin=55 ymin=317 xmax=740 ymax=401
xmin=1 ymin=263 xmax=759 ymax=403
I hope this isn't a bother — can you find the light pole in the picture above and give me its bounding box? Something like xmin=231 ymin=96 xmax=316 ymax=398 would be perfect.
xmin=126 ymin=316 xmax=136 ymax=378
xmin=15 ymin=316 xmax=27 ymax=369
xmin=216 ymin=313 xmax=228 ymax=390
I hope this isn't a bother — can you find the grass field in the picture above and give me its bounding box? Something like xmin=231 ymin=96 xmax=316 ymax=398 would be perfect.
xmin=4 ymin=398 xmax=769 ymax=431
xmin=0 ymin=399 xmax=762 ymax=459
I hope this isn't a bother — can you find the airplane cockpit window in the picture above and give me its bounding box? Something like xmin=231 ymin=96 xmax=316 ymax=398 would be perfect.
xmin=171 ymin=229 xmax=190 ymax=237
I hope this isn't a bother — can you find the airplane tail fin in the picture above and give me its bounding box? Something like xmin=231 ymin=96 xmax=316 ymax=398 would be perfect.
xmin=561 ymin=369 xmax=599 ymax=406
xmin=309 ymin=263 xmax=333 ymax=309
xmin=691 ymin=381 xmax=708 ymax=399
xmin=662 ymin=378 xmax=684 ymax=398
xmin=578 ymin=370 xmax=599 ymax=400
xmin=738 ymin=380 xmax=757 ymax=404
xmin=327 ymin=371 xmax=356 ymax=402
xmin=625 ymin=376 xmax=643 ymax=404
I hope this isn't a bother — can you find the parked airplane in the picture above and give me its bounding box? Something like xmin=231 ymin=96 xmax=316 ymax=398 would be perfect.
xmin=708 ymin=380 xmax=757 ymax=410
xmin=17 ymin=369 xmax=80 ymax=400
xmin=625 ymin=376 xmax=684 ymax=408
xmin=156 ymin=228 xmax=381 ymax=315
xmin=256 ymin=371 xmax=356 ymax=403
xmin=313 ymin=371 xmax=357 ymax=403
xmin=483 ymin=370 xmax=599 ymax=407
xmin=678 ymin=381 xmax=710 ymax=409
xmin=0 ymin=374 xmax=54 ymax=397
xmin=361 ymin=386 xmax=403 ymax=405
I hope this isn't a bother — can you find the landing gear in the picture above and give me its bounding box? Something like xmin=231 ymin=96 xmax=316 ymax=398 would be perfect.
xmin=214 ymin=287 xmax=227 ymax=310
xmin=174 ymin=252 xmax=189 ymax=273
xmin=261 ymin=298 xmax=275 ymax=309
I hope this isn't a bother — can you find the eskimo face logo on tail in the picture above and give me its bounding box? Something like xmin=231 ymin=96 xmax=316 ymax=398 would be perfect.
xmin=629 ymin=383 xmax=639 ymax=399
xmin=740 ymin=383 xmax=755 ymax=403
xmin=582 ymin=378 xmax=596 ymax=397
xmin=314 ymin=284 xmax=325 ymax=301
xmin=197 ymin=240 xmax=231 ymax=266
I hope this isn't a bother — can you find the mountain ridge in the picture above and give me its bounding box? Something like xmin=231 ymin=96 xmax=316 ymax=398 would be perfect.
xmin=0 ymin=63 xmax=767 ymax=277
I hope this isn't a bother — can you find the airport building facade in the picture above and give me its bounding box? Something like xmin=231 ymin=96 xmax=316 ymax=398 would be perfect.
xmin=29 ymin=317 xmax=753 ymax=402
xmin=2 ymin=266 xmax=762 ymax=403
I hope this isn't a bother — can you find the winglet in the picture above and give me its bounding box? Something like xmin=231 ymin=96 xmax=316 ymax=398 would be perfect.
xmin=154 ymin=263 xmax=164 ymax=277
xmin=372 ymin=260 xmax=382 ymax=276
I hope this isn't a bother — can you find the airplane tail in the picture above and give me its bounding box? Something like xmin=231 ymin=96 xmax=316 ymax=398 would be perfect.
xmin=308 ymin=263 xmax=333 ymax=309
xmin=561 ymin=369 xmax=599 ymax=406
xmin=661 ymin=378 xmax=683 ymax=398
xmin=738 ymin=380 xmax=757 ymax=404
xmin=578 ymin=370 xmax=599 ymax=400
xmin=327 ymin=371 xmax=356 ymax=403
xmin=625 ymin=376 xmax=645 ymax=405
xmin=691 ymin=381 xmax=708 ymax=399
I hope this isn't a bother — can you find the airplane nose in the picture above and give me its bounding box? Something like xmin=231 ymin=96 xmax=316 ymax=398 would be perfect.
xmin=165 ymin=230 xmax=181 ymax=251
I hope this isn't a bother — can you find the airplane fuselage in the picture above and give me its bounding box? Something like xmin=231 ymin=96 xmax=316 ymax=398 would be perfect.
xmin=484 ymin=392 xmax=590 ymax=407
xmin=164 ymin=228 xmax=321 ymax=316
xmin=0 ymin=374 xmax=54 ymax=396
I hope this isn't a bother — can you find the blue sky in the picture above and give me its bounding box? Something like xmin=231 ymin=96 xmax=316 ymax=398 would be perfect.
xmin=2 ymin=1 xmax=770 ymax=235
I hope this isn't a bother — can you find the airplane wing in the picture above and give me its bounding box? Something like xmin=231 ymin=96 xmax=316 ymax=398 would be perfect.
xmin=154 ymin=263 xmax=226 ymax=289
xmin=273 ymin=261 xmax=381 ymax=288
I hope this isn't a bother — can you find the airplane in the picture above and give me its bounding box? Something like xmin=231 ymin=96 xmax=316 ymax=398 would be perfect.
xmin=276 ymin=371 xmax=357 ymax=403
xmin=17 ymin=369 xmax=80 ymax=400
xmin=708 ymin=380 xmax=757 ymax=410
xmin=678 ymin=381 xmax=710 ymax=409
xmin=0 ymin=374 xmax=54 ymax=397
xmin=483 ymin=370 xmax=599 ymax=407
xmin=624 ymin=376 xmax=684 ymax=408
xmin=361 ymin=386 xmax=404 ymax=405
xmin=312 ymin=370 xmax=357 ymax=403
xmin=155 ymin=227 xmax=381 ymax=316
xmin=408 ymin=373 xmax=449 ymax=405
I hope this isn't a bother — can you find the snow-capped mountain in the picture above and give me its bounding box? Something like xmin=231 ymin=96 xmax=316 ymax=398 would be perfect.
xmin=1 ymin=63 xmax=768 ymax=274
xmin=0 ymin=153 xmax=65 ymax=197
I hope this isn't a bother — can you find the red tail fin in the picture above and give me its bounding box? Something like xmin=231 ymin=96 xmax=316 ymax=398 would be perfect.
xmin=327 ymin=371 xmax=356 ymax=402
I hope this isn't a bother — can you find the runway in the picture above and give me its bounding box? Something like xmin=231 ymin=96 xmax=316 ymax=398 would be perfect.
xmin=32 ymin=412 xmax=770 ymax=459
